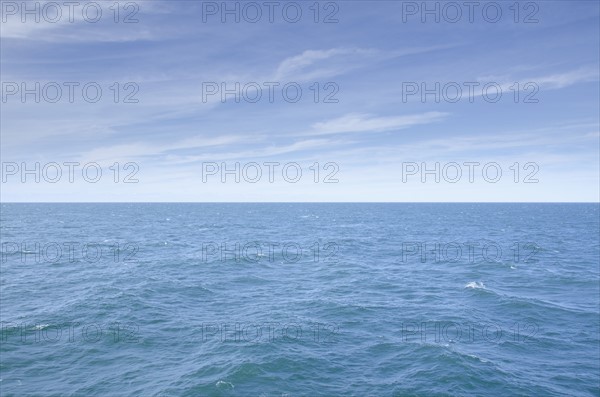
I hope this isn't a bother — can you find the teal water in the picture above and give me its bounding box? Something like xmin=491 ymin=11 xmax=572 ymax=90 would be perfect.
xmin=1 ymin=203 xmax=599 ymax=396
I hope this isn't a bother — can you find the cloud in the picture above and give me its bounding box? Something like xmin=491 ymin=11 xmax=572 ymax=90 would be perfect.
xmin=304 ymin=112 xmax=449 ymax=136
xmin=532 ymin=68 xmax=599 ymax=89
xmin=272 ymin=45 xmax=454 ymax=82
xmin=161 ymin=138 xmax=338 ymax=164
xmin=0 ymin=0 xmax=166 ymax=42
xmin=77 ymin=134 xmax=245 ymax=164
xmin=480 ymin=67 xmax=599 ymax=92
xmin=273 ymin=48 xmax=375 ymax=81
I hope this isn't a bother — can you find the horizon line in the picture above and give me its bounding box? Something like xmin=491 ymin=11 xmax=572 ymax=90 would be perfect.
xmin=1 ymin=201 xmax=599 ymax=204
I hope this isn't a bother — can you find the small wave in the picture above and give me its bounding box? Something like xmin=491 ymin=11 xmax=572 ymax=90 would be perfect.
xmin=215 ymin=380 xmax=234 ymax=389
xmin=467 ymin=353 xmax=489 ymax=363
xmin=464 ymin=281 xmax=485 ymax=290
xmin=34 ymin=324 xmax=50 ymax=330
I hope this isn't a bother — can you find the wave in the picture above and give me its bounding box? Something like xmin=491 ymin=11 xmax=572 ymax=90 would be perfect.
xmin=464 ymin=281 xmax=485 ymax=290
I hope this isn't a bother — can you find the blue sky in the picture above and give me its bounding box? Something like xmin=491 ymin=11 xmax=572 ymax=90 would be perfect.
xmin=1 ymin=0 xmax=599 ymax=202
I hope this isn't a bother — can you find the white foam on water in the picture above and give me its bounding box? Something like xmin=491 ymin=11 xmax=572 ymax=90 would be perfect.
xmin=464 ymin=281 xmax=485 ymax=290
xmin=216 ymin=380 xmax=234 ymax=389
xmin=467 ymin=354 xmax=489 ymax=363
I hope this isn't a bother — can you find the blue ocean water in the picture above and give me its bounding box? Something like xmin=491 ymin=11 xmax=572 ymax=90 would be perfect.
xmin=0 ymin=203 xmax=598 ymax=397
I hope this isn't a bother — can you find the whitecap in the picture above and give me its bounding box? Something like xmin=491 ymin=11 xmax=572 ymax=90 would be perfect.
xmin=464 ymin=281 xmax=485 ymax=289
xmin=34 ymin=324 xmax=49 ymax=330
xmin=467 ymin=353 xmax=489 ymax=363
xmin=216 ymin=380 xmax=234 ymax=389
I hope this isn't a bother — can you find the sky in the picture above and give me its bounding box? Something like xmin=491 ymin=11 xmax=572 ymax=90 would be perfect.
xmin=1 ymin=0 xmax=599 ymax=202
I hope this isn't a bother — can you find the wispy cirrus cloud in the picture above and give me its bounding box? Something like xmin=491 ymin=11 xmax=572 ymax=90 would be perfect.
xmin=1 ymin=0 xmax=598 ymax=201
xmin=76 ymin=134 xmax=246 ymax=164
xmin=478 ymin=67 xmax=599 ymax=91
xmin=303 ymin=112 xmax=449 ymax=136
xmin=272 ymin=45 xmax=456 ymax=82
xmin=0 ymin=0 xmax=168 ymax=42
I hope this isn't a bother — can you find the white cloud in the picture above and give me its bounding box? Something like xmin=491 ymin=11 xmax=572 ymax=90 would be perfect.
xmin=77 ymin=134 xmax=245 ymax=164
xmin=273 ymin=48 xmax=375 ymax=81
xmin=0 ymin=0 xmax=166 ymax=42
xmin=272 ymin=45 xmax=454 ymax=82
xmin=305 ymin=112 xmax=449 ymax=136
xmin=481 ymin=67 xmax=599 ymax=92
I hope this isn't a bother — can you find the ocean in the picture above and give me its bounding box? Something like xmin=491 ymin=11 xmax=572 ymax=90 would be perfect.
xmin=0 ymin=203 xmax=598 ymax=396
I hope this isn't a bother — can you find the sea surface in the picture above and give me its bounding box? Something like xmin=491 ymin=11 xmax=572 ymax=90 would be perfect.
xmin=0 ymin=203 xmax=599 ymax=397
